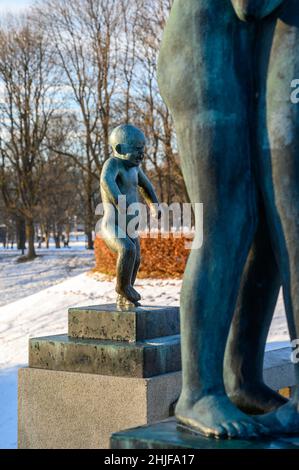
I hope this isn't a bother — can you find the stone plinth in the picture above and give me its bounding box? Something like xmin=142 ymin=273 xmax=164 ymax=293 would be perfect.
xmin=68 ymin=304 xmax=180 ymax=341
xmin=110 ymin=418 xmax=299 ymax=450
xmin=18 ymin=304 xmax=182 ymax=448
xmin=29 ymin=334 xmax=181 ymax=378
xmin=264 ymin=346 xmax=296 ymax=390
xmin=18 ymin=368 xmax=182 ymax=449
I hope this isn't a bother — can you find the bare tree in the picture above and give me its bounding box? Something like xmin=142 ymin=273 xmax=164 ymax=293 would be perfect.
xmin=35 ymin=0 xmax=123 ymax=248
xmin=116 ymin=0 xmax=140 ymax=123
xmin=0 ymin=0 xmax=186 ymax=261
xmin=36 ymin=152 xmax=80 ymax=249
xmin=131 ymin=0 xmax=187 ymax=204
xmin=0 ymin=15 xmax=57 ymax=259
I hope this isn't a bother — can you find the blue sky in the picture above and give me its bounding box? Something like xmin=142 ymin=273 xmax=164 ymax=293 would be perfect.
xmin=0 ymin=0 xmax=33 ymax=14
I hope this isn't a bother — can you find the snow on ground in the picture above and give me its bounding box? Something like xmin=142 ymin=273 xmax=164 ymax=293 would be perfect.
xmin=0 ymin=272 xmax=181 ymax=370
xmin=0 ymin=236 xmax=94 ymax=307
xmin=0 ymin=250 xmax=95 ymax=308
xmin=0 ymin=245 xmax=290 ymax=448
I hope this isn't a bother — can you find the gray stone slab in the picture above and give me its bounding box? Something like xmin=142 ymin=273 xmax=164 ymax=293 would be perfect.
xmin=68 ymin=304 xmax=180 ymax=342
xmin=110 ymin=418 xmax=299 ymax=449
xmin=18 ymin=368 xmax=182 ymax=449
xmin=264 ymin=346 xmax=297 ymax=390
xmin=29 ymin=334 xmax=181 ymax=378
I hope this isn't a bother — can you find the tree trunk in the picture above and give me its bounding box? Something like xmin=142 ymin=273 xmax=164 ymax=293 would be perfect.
xmin=65 ymin=222 xmax=70 ymax=247
xmin=45 ymin=232 xmax=50 ymax=249
xmin=86 ymin=230 xmax=94 ymax=250
xmin=16 ymin=216 xmax=26 ymax=255
xmin=25 ymin=219 xmax=36 ymax=259
xmin=54 ymin=234 xmax=61 ymax=248
xmin=85 ymin=172 xmax=94 ymax=250
xmin=44 ymin=225 xmax=50 ymax=248
xmin=85 ymin=206 xmax=94 ymax=250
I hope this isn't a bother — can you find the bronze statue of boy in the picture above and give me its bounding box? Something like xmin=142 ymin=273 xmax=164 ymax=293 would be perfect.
xmin=100 ymin=124 xmax=160 ymax=307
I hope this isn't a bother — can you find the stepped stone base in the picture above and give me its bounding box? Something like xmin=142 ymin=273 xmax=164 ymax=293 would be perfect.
xmin=68 ymin=304 xmax=180 ymax=341
xmin=29 ymin=334 xmax=181 ymax=378
xmin=18 ymin=367 xmax=181 ymax=449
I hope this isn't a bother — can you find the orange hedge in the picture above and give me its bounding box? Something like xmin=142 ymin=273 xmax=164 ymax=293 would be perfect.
xmin=94 ymin=233 xmax=193 ymax=279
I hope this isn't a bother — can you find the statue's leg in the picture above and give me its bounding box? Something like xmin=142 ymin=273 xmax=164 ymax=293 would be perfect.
xmin=254 ymin=0 xmax=299 ymax=433
xmin=158 ymin=0 xmax=269 ymax=438
xmin=131 ymin=236 xmax=141 ymax=286
xmin=172 ymin=110 xmax=270 ymax=438
xmin=224 ymin=199 xmax=287 ymax=414
xmin=102 ymin=224 xmax=140 ymax=303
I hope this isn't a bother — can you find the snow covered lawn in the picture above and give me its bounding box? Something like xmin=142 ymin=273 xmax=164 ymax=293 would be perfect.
xmin=0 ymin=245 xmax=95 ymax=307
xmin=0 ymin=247 xmax=290 ymax=448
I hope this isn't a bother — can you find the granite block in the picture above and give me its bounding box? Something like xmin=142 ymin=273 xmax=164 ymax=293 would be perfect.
xmin=29 ymin=334 xmax=181 ymax=378
xmin=18 ymin=368 xmax=182 ymax=449
xmin=68 ymin=304 xmax=180 ymax=342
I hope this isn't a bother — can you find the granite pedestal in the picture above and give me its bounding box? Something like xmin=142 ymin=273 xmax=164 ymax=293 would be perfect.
xmin=68 ymin=304 xmax=179 ymax=341
xmin=111 ymin=418 xmax=299 ymax=449
xmin=18 ymin=304 xmax=181 ymax=449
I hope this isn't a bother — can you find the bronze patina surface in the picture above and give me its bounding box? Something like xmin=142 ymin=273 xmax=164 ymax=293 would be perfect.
xmin=158 ymin=0 xmax=299 ymax=438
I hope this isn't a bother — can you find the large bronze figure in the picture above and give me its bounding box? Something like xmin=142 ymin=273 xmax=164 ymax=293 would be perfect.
xmin=158 ymin=0 xmax=299 ymax=438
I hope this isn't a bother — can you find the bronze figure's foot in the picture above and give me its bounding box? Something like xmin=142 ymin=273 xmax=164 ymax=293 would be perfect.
xmin=175 ymin=394 xmax=270 ymax=439
xmin=116 ymin=294 xmax=140 ymax=308
xmin=229 ymin=383 xmax=288 ymax=415
xmin=116 ymin=285 xmax=141 ymax=305
xmin=129 ymin=286 xmax=141 ymax=301
xmin=255 ymin=400 xmax=299 ymax=434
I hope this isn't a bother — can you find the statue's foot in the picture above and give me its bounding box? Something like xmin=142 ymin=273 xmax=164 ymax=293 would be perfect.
xmin=254 ymin=400 xmax=299 ymax=435
xmin=175 ymin=394 xmax=270 ymax=439
xmin=130 ymin=286 xmax=141 ymax=301
xmin=116 ymin=294 xmax=140 ymax=308
xmin=116 ymin=285 xmax=141 ymax=304
xmin=229 ymin=383 xmax=288 ymax=415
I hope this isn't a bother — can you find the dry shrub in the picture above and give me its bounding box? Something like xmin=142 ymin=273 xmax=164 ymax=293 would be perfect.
xmin=94 ymin=233 xmax=193 ymax=279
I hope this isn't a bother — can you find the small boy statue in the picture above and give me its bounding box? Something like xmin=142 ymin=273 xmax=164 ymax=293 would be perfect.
xmin=100 ymin=124 xmax=160 ymax=307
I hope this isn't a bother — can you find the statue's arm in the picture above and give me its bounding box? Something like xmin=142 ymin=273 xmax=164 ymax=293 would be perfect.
xmin=138 ymin=169 xmax=159 ymax=207
xmin=231 ymin=0 xmax=285 ymax=21
xmin=100 ymin=159 xmax=122 ymax=206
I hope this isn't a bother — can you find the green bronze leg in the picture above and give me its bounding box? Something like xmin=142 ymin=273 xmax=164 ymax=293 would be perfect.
xmin=131 ymin=237 xmax=141 ymax=287
xmin=158 ymin=0 xmax=269 ymax=439
xmin=102 ymin=224 xmax=141 ymax=305
xmin=173 ymin=111 xmax=267 ymax=438
xmin=225 ymin=200 xmax=287 ymax=414
xmin=254 ymin=1 xmax=299 ymax=433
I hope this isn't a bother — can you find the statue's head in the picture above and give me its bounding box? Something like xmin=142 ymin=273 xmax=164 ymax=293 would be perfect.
xmin=109 ymin=124 xmax=146 ymax=166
